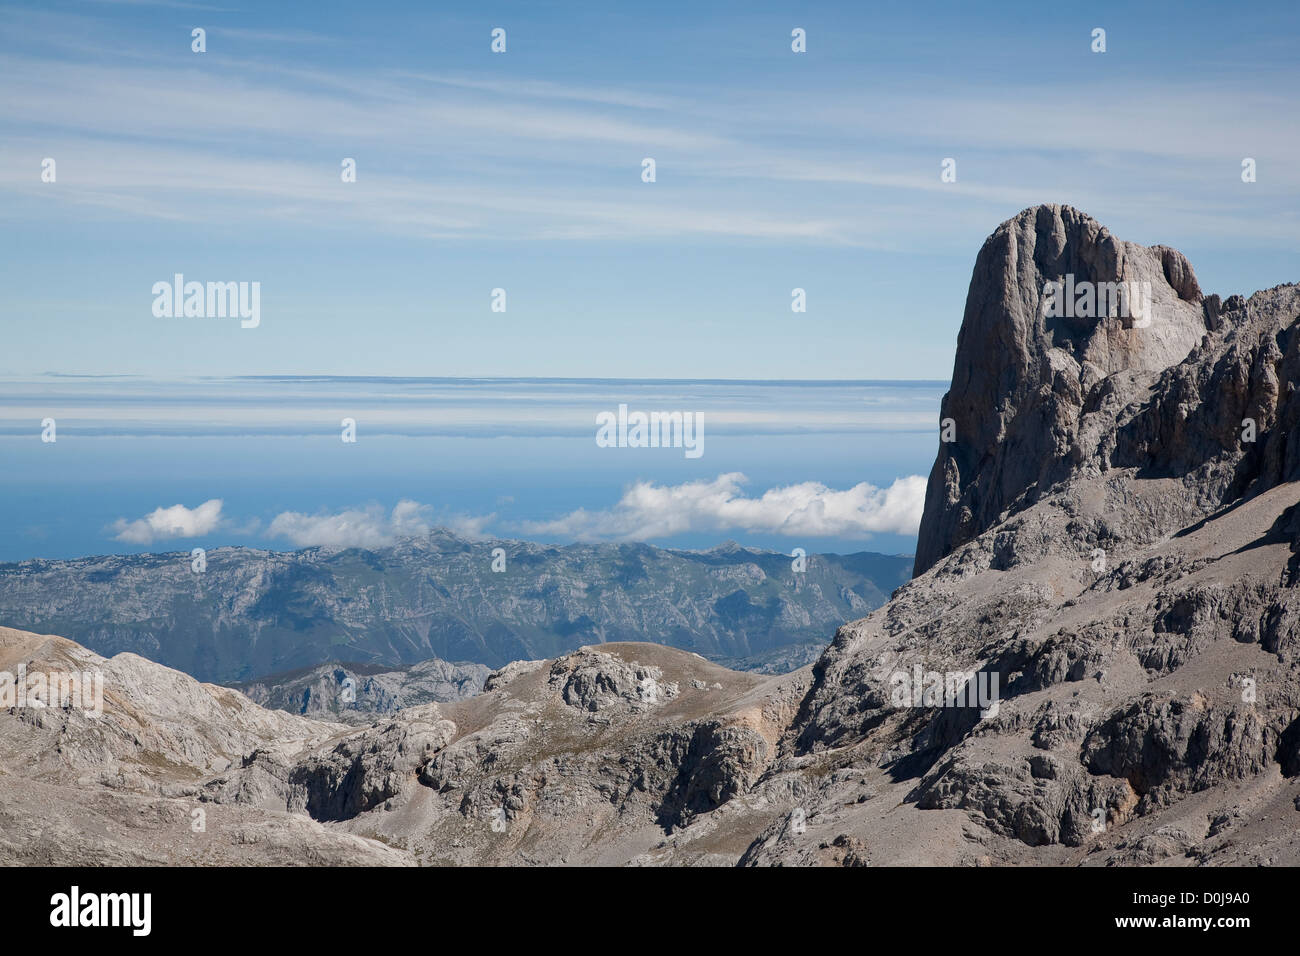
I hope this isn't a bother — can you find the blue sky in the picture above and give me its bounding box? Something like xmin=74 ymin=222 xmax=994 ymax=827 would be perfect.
xmin=2 ymin=0 xmax=1297 ymax=380
xmin=0 ymin=0 xmax=1297 ymax=562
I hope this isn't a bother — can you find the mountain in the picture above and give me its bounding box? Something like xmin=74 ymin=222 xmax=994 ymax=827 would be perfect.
xmin=0 ymin=534 xmax=911 ymax=683
xmin=6 ymin=204 xmax=1300 ymax=866
xmin=234 ymin=658 xmax=491 ymax=724
xmin=773 ymin=205 xmax=1300 ymax=863
xmin=914 ymin=204 xmax=1209 ymax=574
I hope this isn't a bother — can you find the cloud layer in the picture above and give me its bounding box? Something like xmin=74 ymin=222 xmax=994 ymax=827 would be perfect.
xmin=106 ymin=475 xmax=924 ymax=551
xmin=521 ymin=472 xmax=927 ymax=542
xmin=4 ymin=11 xmax=1294 ymax=248
xmin=111 ymin=499 xmax=224 ymax=544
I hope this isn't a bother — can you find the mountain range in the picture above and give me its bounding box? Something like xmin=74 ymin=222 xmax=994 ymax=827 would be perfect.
xmin=0 ymin=536 xmax=911 ymax=684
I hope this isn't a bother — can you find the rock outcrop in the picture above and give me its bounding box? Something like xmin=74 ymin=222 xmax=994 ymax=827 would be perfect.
xmin=915 ymin=204 xmax=1209 ymax=575
xmin=0 ymin=626 xmax=409 ymax=865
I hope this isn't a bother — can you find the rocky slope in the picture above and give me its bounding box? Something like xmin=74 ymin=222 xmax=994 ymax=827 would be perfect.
xmin=5 ymin=204 xmax=1300 ymax=866
xmin=0 ymin=626 xmax=409 ymax=865
xmin=0 ymin=535 xmax=909 ymax=683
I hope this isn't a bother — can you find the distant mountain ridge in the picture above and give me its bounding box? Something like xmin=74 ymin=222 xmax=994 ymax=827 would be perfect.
xmin=0 ymin=530 xmax=912 ymax=683
xmin=234 ymin=657 xmax=492 ymax=724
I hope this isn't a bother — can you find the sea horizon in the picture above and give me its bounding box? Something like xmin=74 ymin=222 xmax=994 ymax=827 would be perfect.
xmin=0 ymin=375 xmax=942 ymax=561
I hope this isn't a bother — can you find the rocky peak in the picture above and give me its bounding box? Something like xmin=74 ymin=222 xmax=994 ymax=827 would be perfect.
xmin=914 ymin=204 xmax=1210 ymax=575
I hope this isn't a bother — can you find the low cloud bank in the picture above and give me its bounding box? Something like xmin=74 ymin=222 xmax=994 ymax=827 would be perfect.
xmin=521 ymin=472 xmax=926 ymax=541
xmin=266 ymin=500 xmax=432 ymax=548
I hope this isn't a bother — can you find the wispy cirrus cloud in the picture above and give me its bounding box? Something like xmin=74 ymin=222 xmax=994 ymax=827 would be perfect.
xmin=6 ymin=23 xmax=1293 ymax=248
xmin=82 ymin=0 xmax=232 ymax=10
xmin=3 ymin=1 xmax=1296 ymax=384
xmin=209 ymin=27 xmax=336 ymax=45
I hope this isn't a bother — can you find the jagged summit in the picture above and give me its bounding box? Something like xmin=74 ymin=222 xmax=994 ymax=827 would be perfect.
xmin=704 ymin=539 xmax=747 ymax=553
xmin=915 ymin=203 xmax=1297 ymax=576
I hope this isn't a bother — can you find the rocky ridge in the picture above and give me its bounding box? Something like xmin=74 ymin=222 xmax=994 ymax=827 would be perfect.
xmin=0 ymin=536 xmax=909 ymax=683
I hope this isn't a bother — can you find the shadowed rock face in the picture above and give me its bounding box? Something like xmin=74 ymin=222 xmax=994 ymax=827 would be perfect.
xmin=915 ymin=205 xmax=1208 ymax=576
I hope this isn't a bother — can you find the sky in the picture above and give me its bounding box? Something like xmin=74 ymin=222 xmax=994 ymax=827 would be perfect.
xmin=2 ymin=0 xmax=1297 ymax=381
xmin=0 ymin=0 xmax=1297 ymax=562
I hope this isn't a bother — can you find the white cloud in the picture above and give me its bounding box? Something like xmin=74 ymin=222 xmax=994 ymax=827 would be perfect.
xmin=266 ymin=499 xmax=433 ymax=548
xmin=444 ymin=512 xmax=497 ymax=540
xmin=111 ymin=498 xmax=224 ymax=544
xmin=388 ymin=499 xmax=433 ymax=537
xmin=266 ymin=501 xmax=499 ymax=547
xmin=520 ymin=473 xmax=926 ymax=542
xmin=2 ymin=12 xmax=1296 ymax=250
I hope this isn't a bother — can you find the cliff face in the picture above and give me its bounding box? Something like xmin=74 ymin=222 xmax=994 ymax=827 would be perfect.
xmin=914 ymin=205 xmax=1210 ymax=575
